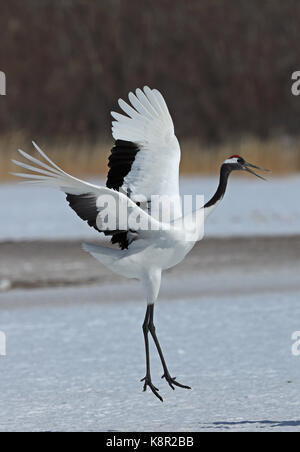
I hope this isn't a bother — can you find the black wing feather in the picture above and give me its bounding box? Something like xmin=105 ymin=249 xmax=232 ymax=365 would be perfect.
xmin=66 ymin=140 xmax=140 ymax=250
xmin=66 ymin=193 xmax=100 ymax=232
xmin=105 ymin=140 xmax=140 ymax=249
xmin=106 ymin=140 xmax=139 ymax=190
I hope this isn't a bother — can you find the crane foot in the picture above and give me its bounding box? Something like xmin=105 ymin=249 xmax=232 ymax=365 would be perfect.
xmin=161 ymin=373 xmax=191 ymax=390
xmin=141 ymin=376 xmax=163 ymax=402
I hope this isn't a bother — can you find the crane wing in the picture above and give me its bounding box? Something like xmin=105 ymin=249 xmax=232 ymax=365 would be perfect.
xmin=109 ymin=86 xmax=182 ymax=221
xmin=11 ymin=142 xmax=165 ymax=249
xmin=11 ymin=87 xmax=183 ymax=249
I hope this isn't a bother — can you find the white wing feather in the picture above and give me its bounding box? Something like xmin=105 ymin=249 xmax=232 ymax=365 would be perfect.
xmin=12 ymin=87 xmax=182 ymax=230
xmin=111 ymin=86 xmax=182 ymax=220
xmin=11 ymin=142 xmax=166 ymax=235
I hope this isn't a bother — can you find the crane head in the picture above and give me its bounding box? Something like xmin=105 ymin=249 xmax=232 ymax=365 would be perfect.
xmin=223 ymin=155 xmax=271 ymax=180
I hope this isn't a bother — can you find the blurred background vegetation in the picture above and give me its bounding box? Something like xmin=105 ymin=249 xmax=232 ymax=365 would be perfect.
xmin=1 ymin=0 xmax=300 ymax=179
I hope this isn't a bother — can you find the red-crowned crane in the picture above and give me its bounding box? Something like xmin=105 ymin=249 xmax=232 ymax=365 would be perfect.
xmin=12 ymin=86 xmax=269 ymax=401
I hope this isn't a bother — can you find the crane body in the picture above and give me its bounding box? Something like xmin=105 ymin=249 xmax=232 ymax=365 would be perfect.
xmin=12 ymin=86 xmax=269 ymax=401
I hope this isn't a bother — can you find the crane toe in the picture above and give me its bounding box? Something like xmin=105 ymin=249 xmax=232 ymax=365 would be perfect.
xmin=141 ymin=376 xmax=163 ymax=402
xmin=162 ymin=373 xmax=191 ymax=390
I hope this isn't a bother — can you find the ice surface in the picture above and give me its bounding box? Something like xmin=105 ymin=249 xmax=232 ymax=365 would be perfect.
xmin=0 ymin=270 xmax=300 ymax=432
xmin=1 ymin=176 xmax=300 ymax=241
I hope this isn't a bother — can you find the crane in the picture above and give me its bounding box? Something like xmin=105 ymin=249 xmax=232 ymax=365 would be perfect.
xmin=12 ymin=86 xmax=269 ymax=402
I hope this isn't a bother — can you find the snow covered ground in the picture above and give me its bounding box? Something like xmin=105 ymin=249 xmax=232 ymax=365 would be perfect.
xmin=1 ymin=175 xmax=300 ymax=432
xmin=1 ymin=175 xmax=300 ymax=241
xmin=0 ymin=270 xmax=300 ymax=432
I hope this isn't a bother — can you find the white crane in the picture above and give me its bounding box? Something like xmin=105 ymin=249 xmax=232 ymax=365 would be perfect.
xmin=12 ymin=86 xmax=269 ymax=402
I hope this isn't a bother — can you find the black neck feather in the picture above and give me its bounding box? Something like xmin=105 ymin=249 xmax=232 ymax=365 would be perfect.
xmin=204 ymin=164 xmax=231 ymax=208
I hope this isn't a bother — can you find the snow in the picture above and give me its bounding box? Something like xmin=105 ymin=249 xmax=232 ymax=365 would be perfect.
xmin=1 ymin=175 xmax=300 ymax=241
xmin=0 ymin=266 xmax=300 ymax=432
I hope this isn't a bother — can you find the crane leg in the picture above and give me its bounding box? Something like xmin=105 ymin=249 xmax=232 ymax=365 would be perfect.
xmin=141 ymin=304 xmax=163 ymax=402
xmin=148 ymin=304 xmax=191 ymax=391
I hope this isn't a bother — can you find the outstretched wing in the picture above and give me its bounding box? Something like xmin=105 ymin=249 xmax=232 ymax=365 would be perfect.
xmin=11 ymin=142 xmax=164 ymax=249
xmin=108 ymin=86 xmax=182 ymax=221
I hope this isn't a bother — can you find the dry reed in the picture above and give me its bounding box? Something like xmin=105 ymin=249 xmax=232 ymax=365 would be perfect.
xmin=1 ymin=132 xmax=300 ymax=183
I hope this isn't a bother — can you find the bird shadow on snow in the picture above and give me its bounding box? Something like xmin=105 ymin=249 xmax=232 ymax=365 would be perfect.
xmin=205 ymin=420 xmax=300 ymax=430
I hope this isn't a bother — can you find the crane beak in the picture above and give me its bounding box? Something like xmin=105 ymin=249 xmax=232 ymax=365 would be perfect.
xmin=243 ymin=162 xmax=271 ymax=181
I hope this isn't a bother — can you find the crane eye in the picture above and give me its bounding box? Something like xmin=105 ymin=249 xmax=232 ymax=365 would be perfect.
xmin=237 ymin=158 xmax=245 ymax=165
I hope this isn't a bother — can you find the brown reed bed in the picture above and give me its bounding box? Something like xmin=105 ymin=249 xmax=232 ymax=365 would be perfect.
xmin=1 ymin=132 xmax=300 ymax=183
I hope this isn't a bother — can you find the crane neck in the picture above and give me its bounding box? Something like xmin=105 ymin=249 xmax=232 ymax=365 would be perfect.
xmin=174 ymin=163 xmax=232 ymax=242
xmin=204 ymin=164 xmax=231 ymax=213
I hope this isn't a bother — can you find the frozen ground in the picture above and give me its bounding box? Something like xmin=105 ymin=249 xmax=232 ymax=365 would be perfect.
xmin=0 ymin=244 xmax=300 ymax=432
xmin=0 ymin=235 xmax=299 ymax=290
xmin=1 ymin=175 xmax=300 ymax=240
xmin=0 ymin=176 xmax=300 ymax=432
